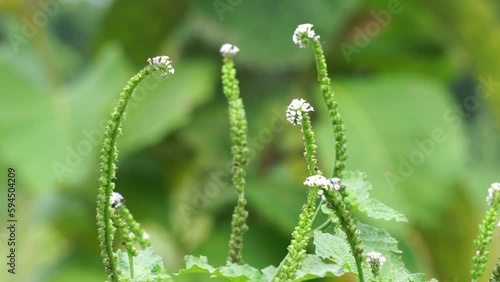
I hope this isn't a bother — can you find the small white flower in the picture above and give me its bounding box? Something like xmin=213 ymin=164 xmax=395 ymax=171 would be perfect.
xmin=486 ymin=183 xmax=500 ymax=206
xmin=304 ymin=175 xmax=330 ymax=189
xmin=143 ymin=231 xmax=150 ymax=240
xmin=128 ymin=232 xmax=136 ymax=240
xmin=330 ymin=177 xmax=345 ymax=191
xmin=147 ymin=55 xmax=175 ymax=77
xmin=110 ymin=192 xmax=124 ymax=208
xmin=286 ymin=98 xmax=314 ymax=125
xmin=220 ymin=43 xmax=240 ymax=56
xmin=293 ymin=23 xmax=320 ymax=48
xmin=317 ymin=189 xmax=325 ymax=199
xmin=366 ymin=251 xmax=386 ymax=266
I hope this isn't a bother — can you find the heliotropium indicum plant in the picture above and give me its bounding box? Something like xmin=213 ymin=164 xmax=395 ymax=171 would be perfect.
xmin=95 ymin=24 xmax=500 ymax=282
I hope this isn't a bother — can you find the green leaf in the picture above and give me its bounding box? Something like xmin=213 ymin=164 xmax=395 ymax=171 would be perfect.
xmin=176 ymin=255 xmax=216 ymax=275
xmin=296 ymin=254 xmax=346 ymax=281
xmin=120 ymin=58 xmax=218 ymax=154
xmin=357 ymin=222 xmax=400 ymax=255
xmin=327 ymin=171 xmax=407 ymax=222
xmin=313 ymin=230 xmax=355 ymax=272
xmin=218 ymin=264 xmax=264 ymax=281
xmin=116 ymin=247 xmax=169 ymax=282
xmin=177 ymin=256 xmax=264 ymax=281
xmin=0 ymin=43 xmax=132 ymax=190
xmin=260 ymin=266 xmax=276 ymax=282
xmin=315 ymin=75 xmax=466 ymax=228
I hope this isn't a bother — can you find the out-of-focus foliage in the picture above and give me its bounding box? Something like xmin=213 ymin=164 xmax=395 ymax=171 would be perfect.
xmin=0 ymin=0 xmax=500 ymax=281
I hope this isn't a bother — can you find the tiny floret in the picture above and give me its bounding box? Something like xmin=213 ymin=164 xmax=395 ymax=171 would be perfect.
xmin=366 ymin=251 xmax=386 ymax=266
xmin=286 ymin=98 xmax=314 ymax=125
xmin=147 ymin=55 xmax=175 ymax=77
xmin=329 ymin=177 xmax=345 ymax=191
xmin=486 ymin=182 xmax=500 ymax=206
xmin=220 ymin=43 xmax=240 ymax=56
xmin=110 ymin=192 xmax=124 ymax=208
xmin=304 ymin=174 xmax=330 ymax=189
xmin=293 ymin=23 xmax=320 ymax=48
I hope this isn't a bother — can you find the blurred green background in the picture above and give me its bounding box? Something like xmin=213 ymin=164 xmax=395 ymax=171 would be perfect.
xmin=1 ymin=0 xmax=500 ymax=281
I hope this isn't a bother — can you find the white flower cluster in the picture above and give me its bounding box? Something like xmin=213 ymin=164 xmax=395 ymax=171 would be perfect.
xmin=147 ymin=55 xmax=175 ymax=77
xmin=304 ymin=175 xmax=346 ymax=199
xmin=286 ymin=98 xmax=314 ymax=125
xmin=486 ymin=182 xmax=500 ymax=206
xmin=366 ymin=251 xmax=387 ymax=267
xmin=220 ymin=43 xmax=240 ymax=56
xmin=292 ymin=23 xmax=320 ymax=48
xmin=110 ymin=192 xmax=124 ymax=208
xmin=304 ymin=174 xmax=329 ymax=188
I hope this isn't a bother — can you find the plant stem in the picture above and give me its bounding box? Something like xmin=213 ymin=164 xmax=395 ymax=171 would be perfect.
xmin=128 ymin=249 xmax=135 ymax=279
xmin=310 ymin=198 xmax=325 ymax=227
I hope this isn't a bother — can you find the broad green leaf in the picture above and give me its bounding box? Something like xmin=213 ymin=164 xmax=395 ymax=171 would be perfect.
xmin=260 ymin=266 xmax=276 ymax=282
xmin=357 ymin=222 xmax=400 ymax=255
xmin=188 ymin=0 xmax=364 ymax=69
xmin=176 ymin=255 xmax=216 ymax=275
xmin=314 ymin=75 xmax=466 ymax=228
xmin=0 ymin=43 xmax=131 ymax=191
xmin=296 ymin=254 xmax=346 ymax=281
xmin=344 ymin=171 xmax=407 ymax=222
xmin=116 ymin=247 xmax=169 ymax=282
xmin=313 ymin=230 xmax=355 ymax=272
xmin=120 ymin=58 xmax=218 ymax=153
xmin=177 ymin=256 xmax=263 ymax=281
xmin=218 ymin=264 xmax=264 ymax=281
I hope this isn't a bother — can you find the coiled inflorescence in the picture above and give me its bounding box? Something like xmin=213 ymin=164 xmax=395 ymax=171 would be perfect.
xmin=96 ymin=56 xmax=173 ymax=281
xmin=293 ymin=23 xmax=348 ymax=178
